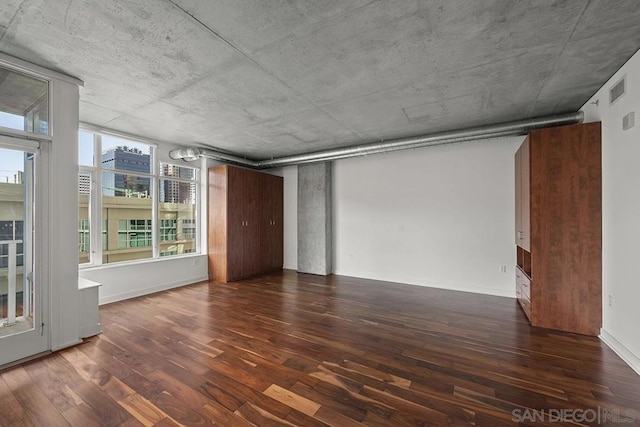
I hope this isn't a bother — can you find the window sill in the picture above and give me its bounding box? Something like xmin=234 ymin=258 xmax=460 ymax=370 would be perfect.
xmin=79 ymin=252 xmax=204 ymax=272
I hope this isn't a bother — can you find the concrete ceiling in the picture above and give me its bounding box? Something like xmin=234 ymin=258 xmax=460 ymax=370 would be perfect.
xmin=1 ymin=1 xmax=639 ymax=159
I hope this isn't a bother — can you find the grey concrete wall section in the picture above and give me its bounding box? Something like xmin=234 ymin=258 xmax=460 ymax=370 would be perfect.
xmin=298 ymin=162 xmax=332 ymax=275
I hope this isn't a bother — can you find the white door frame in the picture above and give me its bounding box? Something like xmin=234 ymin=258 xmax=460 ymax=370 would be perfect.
xmin=0 ymin=139 xmax=50 ymax=366
xmin=0 ymin=52 xmax=83 ymax=366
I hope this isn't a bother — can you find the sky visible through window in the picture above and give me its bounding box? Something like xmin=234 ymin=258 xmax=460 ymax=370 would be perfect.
xmin=78 ymin=131 xmax=94 ymax=166
xmin=79 ymin=132 xmax=152 ymax=168
xmin=2 ymin=115 xmax=153 ymax=182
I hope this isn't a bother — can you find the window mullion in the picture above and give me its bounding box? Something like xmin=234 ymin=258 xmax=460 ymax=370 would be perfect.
xmin=195 ymin=177 xmax=201 ymax=254
xmin=152 ymin=146 xmax=159 ymax=259
xmin=92 ymin=134 xmax=103 ymax=266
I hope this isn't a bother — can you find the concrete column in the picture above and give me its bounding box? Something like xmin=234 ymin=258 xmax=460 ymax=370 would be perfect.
xmin=298 ymin=162 xmax=332 ymax=275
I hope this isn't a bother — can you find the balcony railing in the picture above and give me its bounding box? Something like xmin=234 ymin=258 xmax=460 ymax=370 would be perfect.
xmin=0 ymin=239 xmax=25 ymax=326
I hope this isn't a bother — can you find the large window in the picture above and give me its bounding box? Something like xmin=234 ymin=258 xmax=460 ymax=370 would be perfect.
xmin=78 ymin=130 xmax=199 ymax=266
xmin=0 ymin=67 xmax=49 ymax=136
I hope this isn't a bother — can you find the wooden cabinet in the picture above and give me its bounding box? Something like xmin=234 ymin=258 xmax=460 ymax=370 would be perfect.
xmin=515 ymin=122 xmax=602 ymax=336
xmin=208 ymin=165 xmax=283 ymax=282
xmin=264 ymin=175 xmax=284 ymax=273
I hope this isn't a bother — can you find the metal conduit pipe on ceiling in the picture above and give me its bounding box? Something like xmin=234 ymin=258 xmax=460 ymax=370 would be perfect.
xmin=169 ymin=111 xmax=584 ymax=169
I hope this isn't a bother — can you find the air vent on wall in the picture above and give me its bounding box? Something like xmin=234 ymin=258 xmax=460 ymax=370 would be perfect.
xmin=609 ymin=75 xmax=626 ymax=105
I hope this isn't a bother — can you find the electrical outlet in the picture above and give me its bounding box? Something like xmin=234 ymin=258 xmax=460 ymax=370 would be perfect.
xmin=623 ymin=111 xmax=635 ymax=130
xmin=499 ymin=265 xmax=507 ymax=273
xmin=608 ymin=294 xmax=613 ymax=307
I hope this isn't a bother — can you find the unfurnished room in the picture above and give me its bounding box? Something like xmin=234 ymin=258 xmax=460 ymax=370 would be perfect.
xmin=0 ymin=1 xmax=640 ymax=426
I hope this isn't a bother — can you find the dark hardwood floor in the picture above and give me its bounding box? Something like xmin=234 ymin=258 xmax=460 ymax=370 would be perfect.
xmin=1 ymin=270 xmax=639 ymax=426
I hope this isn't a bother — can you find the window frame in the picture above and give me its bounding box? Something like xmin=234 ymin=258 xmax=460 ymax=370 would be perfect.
xmin=0 ymin=58 xmax=53 ymax=141
xmin=78 ymin=128 xmax=200 ymax=268
xmin=158 ymin=163 xmax=199 ymax=257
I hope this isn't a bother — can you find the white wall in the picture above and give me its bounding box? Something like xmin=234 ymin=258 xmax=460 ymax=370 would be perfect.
xmin=80 ymin=254 xmax=208 ymax=305
xmin=581 ymin=48 xmax=640 ymax=374
xmin=332 ymin=136 xmax=523 ymax=297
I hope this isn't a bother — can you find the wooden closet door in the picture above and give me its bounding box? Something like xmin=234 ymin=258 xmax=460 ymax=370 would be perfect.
xmin=268 ymin=176 xmax=284 ymax=271
xmin=252 ymin=173 xmax=283 ymax=274
xmin=256 ymin=174 xmax=271 ymax=274
xmin=226 ymin=166 xmax=245 ymax=281
xmin=530 ymin=122 xmax=601 ymax=335
xmin=242 ymin=168 xmax=262 ymax=278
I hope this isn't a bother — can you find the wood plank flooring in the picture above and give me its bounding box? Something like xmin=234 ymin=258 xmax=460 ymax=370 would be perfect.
xmin=1 ymin=270 xmax=639 ymax=426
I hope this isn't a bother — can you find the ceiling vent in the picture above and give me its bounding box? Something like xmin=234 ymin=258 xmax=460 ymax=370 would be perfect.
xmin=609 ymin=75 xmax=626 ymax=105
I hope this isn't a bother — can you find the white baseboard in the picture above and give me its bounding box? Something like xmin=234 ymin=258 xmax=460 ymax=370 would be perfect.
xmin=600 ymin=329 xmax=640 ymax=377
xmin=51 ymin=338 xmax=83 ymax=351
xmin=98 ymin=275 xmax=208 ymax=305
xmin=333 ymin=270 xmax=515 ymax=298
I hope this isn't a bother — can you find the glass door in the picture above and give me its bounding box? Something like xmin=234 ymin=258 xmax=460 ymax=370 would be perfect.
xmin=0 ymin=144 xmax=47 ymax=366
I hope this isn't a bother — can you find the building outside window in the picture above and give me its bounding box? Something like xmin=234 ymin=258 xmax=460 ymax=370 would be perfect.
xmin=78 ymin=130 xmax=199 ymax=266
xmin=117 ymin=219 xmax=152 ymax=249
xmin=0 ymin=220 xmax=24 ymax=269
xmin=102 ymin=146 xmax=151 ymax=197
xmin=182 ymin=219 xmax=196 ymax=240
xmin=160 ymin=219 xmax=177 ymax=242
xmin=78 ymin=219 xmax=90 ymax=253
xmin=159 ymin=162 xmax=197 ymax=258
